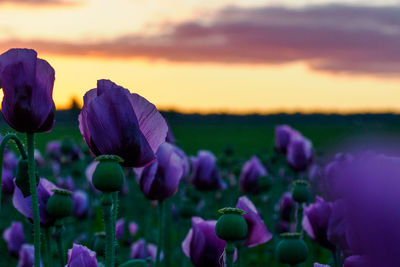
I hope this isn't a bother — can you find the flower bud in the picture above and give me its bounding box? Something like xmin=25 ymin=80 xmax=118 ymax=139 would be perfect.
xmin=15 ymin=159 xmax=31 ymax=197
xmin=215 ymin=207 xmax=248 ymax=242
xmin=46 ymin=189 xmax=74 ymax=219
xmin=292 ymin=180 xmax=310 ymax=203
xmin=276 ymin=233 xmax=308 ymax=265
xmin=92 ymin=155 xmax=125 ymax=192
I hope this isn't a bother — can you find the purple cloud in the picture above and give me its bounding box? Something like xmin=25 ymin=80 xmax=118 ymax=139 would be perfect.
xmin=2 ymin=4 xmax=400 ymax=74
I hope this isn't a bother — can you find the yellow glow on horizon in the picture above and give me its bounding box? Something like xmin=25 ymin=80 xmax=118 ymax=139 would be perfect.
xmin=0 ymin=54 xmax=395 ymax=115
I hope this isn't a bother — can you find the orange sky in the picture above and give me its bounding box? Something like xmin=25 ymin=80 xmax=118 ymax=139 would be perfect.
xmin=1 ymin=0 xmax=400 ymax=114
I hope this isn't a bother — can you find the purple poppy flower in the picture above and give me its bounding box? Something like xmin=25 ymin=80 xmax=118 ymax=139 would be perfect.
xmin=46 ymin=140 xmax=61 ymax=161
xmin=327 ymin=200 xmax=351 ymax=254
xmin=275 ymin=125 xmax=299 ymax=154
xmin=13 ymin=178 xmax=57 ymax=226
xmin=85 ymin=161 xmax=100 ymax=193
xmin=116 ymin=218 xmax=125 ymax=240
xmin=182 ymin=217 xmax=226 ymax=267
xmin=56 ymin=176 xmax=75 ymax=191
xmin=0 ymin=48 xmax=55 ymax=133
xmin=287 ymin=134 xmax=313 ymax=171
xmin=239 ymin=156 xmax=267 ymax=194
xmin=172 ymin=145 xmax=189 ymax=177
xmin=79 ymin=79 xmax=168 ymax=167
xmin=190 ymin=150 xmax=225 ymax=191
xmin=17 ymin=244 xmax=35 ymax=267
xmin=66 ymin=244 xmax=97 ymax=267
xmin=138 ymin=143 xmax=184 ymax=201
xmin=2 ymin=168 xmax=15 ymax=195
xmin=4 ymin=150 xmax=18 ymax=171
xmin=72 ymin=190 xmax=88 ymax=218
xmin=343 ymin=255 xmax=369 ymax=267
xmin=279 ymin=192 xmax=294 ymax=222
xmin=34 ymin=150 xmax=45 ymax=168
xmin=332 ymin=154 xmax=400 ymax=266
xmin=236 ymin=196 xmax=272 ymax=247
xmin=3 ymin=221 xmax=25 ymax=256
xmin=129 ymin=221 xmax=139 ymax=237
xmin=302 ymin=197 xmax=334 ymax=250
xmin=314 ymin=264 xmax=330 ymax=267
xmin=323 ymin=153 xmax=353 ymax=200
xmin=130 ymin=239 xmax=158 ymax=260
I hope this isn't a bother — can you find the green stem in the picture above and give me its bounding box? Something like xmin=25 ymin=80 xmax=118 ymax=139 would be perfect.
xmin=333 ymin=246 xmax=341 ymax=267
xmin=237 ymin=246 xmax=241 ymax=267
xmin=296 ymin=204 xmax=303 ymax=233
xmin=27 ymin=132 xmax=41 ymax=267
xmin=112 ymin=191 xmax=119 ymax=265
xmin=44 ymin=227 xmax=52 ymax=267
xmin=155 ymin=200 xmax=164 ymax=267
xmin=102 ymin=193 xmax=113 ymax=267
xmin=224 ymin=242 xmax=235 ymax=267
xmin=54 ymin=223 xmax=65 ymax=267
xmin=0 ymin=133 xmax=27 ymax=210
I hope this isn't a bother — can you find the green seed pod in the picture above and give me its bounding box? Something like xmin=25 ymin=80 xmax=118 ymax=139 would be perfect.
xmin=259 ymin=175 xmax=272 ymax=193
xmin=92 ymin=155 xmax=125 ymax=192
xmin=46 ymin=189 xmax=74 ymax=219
xmin=292 ymin=180 xmax=310 ymax=203
xmin=276 ymin=233 xmax=308 ymax=265
xmin=215 ymin=207 xmax=248 ymax=242
xmin=93 ymin=232 xmax=106 ymax=257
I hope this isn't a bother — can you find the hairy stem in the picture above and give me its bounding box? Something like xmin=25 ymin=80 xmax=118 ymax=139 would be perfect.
xmin=296 ymin=204 xmax=303 ymax=233
xmin=102 ymin=193 xmax=113 ymax=267
xmin=0 ymin=133 xmax=27 ymax=210
xmin=224 ymin=242 xmax=235 ymax=267
xmin=54 ymin=223 xmax=65 ymax=267
xmin=27 ymin=133 xmax=41 ymax=267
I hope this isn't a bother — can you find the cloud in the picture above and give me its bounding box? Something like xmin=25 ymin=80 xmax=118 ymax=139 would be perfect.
xmin=0 ymin=0 xmax=79 ymax=6
xmin=2 ymin=4 xmax=400 ymax=75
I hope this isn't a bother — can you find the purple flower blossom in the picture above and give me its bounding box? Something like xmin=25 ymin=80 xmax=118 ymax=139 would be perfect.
xmin=275 ymin=125 xmax=299 ymax=154
xmin=34 ymin=150 xmax=44 ymax=168
xmin=3 ymin=150 xmax=18 ymax=171
xmin=314 ymin=264 xmax=330 ymax=267
xmin=3 ymin=222 xmax=25 ymax=256
xmin=190 ymin=150 xmax=225 ymax=191
xmin=46 ymin=140 xmax=61 ymax=161
xmin=56 ymin=176 xmax=75 ymax=191
xmin=0 ymin=48 xmax=55 ymax=133
xmin=236 ymin=196 xmax=272 ymax=247
xmin=332 ymin=154 xmax=400 ymax=266
xmin=66 ymin=244 xmax=97 ymax=267
xmin=138 ymin=143 xmax=184 ymax=201
xmin=2 ymin=168 xmax=15 ymax=195
xmin=72 ymin=190 xmax=88 ymax=218
xmin=116 ymin=218 xmax=125 ymax=240
xmin=279 ymin=192 xmax=294 ymax=222
xmin=302 ymin=196 xmax=334 ymax=250
xmin=130 ymin=239 xmax=158 ymax=260
xmin=129 ymin=221 xmax=139 ymax=237
xmin=79 ymin=79 xmax=168 ymax=167
xmin=17 ymin=244 xmax=38 ymax=267
xmin=343 ymin=255 xmax=369 ymax=267
xmin=287 ymin=134 xmax=313 ymax=171
xmin=182 ymin=217 xmax=226 ymax=267
xmin=13 ymin=178 xmax=57 ymax=226
xmin=239 ymin=156 xmax=267 ymax=194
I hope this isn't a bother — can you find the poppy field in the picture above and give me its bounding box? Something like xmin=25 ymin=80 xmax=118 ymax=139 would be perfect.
xmin=0 ymin=48 xmax=400 ymax=267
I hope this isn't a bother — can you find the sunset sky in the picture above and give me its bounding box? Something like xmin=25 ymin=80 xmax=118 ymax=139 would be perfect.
xmin=1 ymin=0 xmax=400 ymax=113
